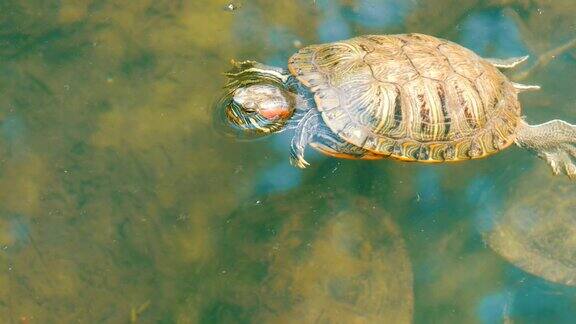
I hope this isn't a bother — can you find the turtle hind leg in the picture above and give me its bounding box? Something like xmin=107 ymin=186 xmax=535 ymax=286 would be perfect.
xmin=515 ymin=119 xmax=576 ymax=179
xmin=485 ymin=55 xmax=529 ymax=68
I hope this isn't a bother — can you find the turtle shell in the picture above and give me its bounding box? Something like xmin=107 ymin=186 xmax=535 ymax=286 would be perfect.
xmin=287 ymin=33 xmax=521 ymax=162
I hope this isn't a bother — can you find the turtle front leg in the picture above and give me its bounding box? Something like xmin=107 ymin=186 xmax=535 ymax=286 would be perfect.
xmin=290 ymin=109 xmax=321 ymax=168
xmin=515 ymin=119 xmax=576 ymax=179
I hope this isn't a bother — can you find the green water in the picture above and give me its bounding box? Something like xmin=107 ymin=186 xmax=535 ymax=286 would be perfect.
xmin=1 ymin=0 xmax=575 ymax=323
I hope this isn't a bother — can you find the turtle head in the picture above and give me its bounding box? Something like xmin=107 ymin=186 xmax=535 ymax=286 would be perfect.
xmin=216 ymin=60 xmax=296 ymax=137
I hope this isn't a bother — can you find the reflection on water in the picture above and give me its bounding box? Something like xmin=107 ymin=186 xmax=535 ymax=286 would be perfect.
xmin=0 ymin=0 xmax=575 ymax=322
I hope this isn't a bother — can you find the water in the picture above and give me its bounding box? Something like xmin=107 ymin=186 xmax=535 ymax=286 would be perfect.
xmin=0 ymin=0 xmax=575 ymax=323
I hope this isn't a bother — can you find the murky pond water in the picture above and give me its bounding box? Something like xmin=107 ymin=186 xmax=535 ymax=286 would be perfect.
xmin=0 ymin=0 xmax=575 ymax=323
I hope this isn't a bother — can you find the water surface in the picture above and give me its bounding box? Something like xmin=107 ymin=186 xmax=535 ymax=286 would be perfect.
xmin=1 ymin=0 xmax=576 ymax=323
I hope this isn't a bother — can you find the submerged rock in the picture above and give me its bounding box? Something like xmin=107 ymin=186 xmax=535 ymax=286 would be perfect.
xmin=190 ymin=192 xmax=414 ymax=323
xmin=485 ymin=167 xmax=576 ymax=286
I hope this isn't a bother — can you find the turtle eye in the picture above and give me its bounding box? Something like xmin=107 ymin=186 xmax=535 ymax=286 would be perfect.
xmin=219 ymin=84 xmax=295 ymax=136
xmin=241 ymin=100 xmax=257 ymax=112
xmin=232 ymin=88 xmax=257 ymax=113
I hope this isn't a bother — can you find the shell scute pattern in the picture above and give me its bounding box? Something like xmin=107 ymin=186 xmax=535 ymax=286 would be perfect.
xmin=444 ymin=74 xmax=487 ymax=133
xmin=344 ymin=78 xmax=407 ymax=139
xmin=364 ymin=35 xmax=407 ymax=56
xmin=437 ymin=43 xmax=486 ymax=81
xmin=403 ymin=78 xmax=450 ymax=142
xmin=364 ymin=49 xmax=419 ymax=84
xmin=287 ymin=33 xmax=521 ymax=162
xmin=402 ymin=43 xmax=452 ymax=81
xmin=313 ymin=41 xmax=368 ymax=84
xmin=475 ymin=68 xmax=503 ymax=116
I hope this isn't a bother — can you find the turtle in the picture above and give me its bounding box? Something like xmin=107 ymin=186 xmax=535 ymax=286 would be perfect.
xmin=219 ymin=33 xmax=576 ymax=179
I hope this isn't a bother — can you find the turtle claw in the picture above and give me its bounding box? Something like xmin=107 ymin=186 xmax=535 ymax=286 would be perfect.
xmin=539 ymin=146 xmax=576 ymax=179
xmin=486 ymin=55 xmax=529 ymax=68
xmin=566 ymin=164 xmax=576 ymax=179
xmin=290 ymin=153 xmax=310 ymax=169
xmin=289 ymin=113 xmax=317 ymax=169
xmin=289 ymin=138 xmax=310 ymax=169
xmin=516 ymin=119 xmax=576 ymax=180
